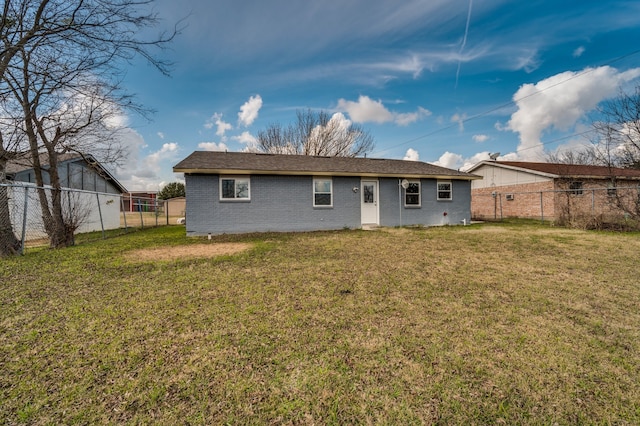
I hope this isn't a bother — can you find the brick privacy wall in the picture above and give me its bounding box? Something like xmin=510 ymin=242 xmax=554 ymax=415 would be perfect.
xmin=472 ymin=181 xmax=556 ymax=220
xmin=472 ymin=179 xmax=640 ymax=221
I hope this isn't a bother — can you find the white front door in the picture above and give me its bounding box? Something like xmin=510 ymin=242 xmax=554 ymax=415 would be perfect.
xmin=361 ymin=180 xmax=379 ymax=225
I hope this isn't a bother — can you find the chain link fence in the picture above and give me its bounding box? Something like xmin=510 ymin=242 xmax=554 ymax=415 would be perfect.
xmin=1 ymin=183 xmax=184 ymax=254
xmin=472 ymin=185 xmax=640 ymax=229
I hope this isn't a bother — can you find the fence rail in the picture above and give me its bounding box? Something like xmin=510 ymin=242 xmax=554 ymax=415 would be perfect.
xmin=0 ymin=183 xmax=184 ymax=254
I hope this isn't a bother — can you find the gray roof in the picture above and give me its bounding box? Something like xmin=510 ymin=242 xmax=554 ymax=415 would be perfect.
xmin=174 ymin=151 xmax=480 ymax=180
xmin=6 ymin=152 xmax=90 ymax=174
xmin=5 ymin=152 xmax=128 ymax=193
xmin=468 ymin=160 xmax=640 ymax=179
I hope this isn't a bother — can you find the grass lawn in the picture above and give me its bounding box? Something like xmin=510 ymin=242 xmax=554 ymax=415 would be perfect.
xmin=1 ymin=223 xmax=639 ymax=424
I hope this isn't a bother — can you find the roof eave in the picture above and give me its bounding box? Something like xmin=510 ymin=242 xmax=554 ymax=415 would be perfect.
xmin=468 ymin=161 xmax=559 ymax=178
xmin=173 ymin=167 xmax=480 ymax=180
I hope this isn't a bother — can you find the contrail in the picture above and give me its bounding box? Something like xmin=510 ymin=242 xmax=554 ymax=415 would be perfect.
xmin=455 ymin=0 xmax=473 ymax=89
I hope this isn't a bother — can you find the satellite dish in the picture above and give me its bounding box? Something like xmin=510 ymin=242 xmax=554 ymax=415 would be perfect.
xmin=401 ymin=179 xmax=409 ymax=189
xmin=489 ymin=152 xmax=500 ymax=160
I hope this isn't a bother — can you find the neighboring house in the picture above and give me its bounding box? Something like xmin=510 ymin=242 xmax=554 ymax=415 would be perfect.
xmin=6 ymin=152 xmax=126 ymax=194
xmin=467 ymin=160 xmax=640 ymax=221
xmin=122 ymin=191 xmax=159 ymax=212
xmin=165 ymin=196 xmax=186 ymax=217
xmin=173 ymin=151 xmax=480 ymax=236
xmin=5 ymin=152 xmax=127 ymax=236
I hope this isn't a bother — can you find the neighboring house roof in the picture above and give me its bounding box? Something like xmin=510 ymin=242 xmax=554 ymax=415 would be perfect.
xmin=467 ymin=161 xmax=640 ymax=180
xmin=6 ymin=152 xmax=128 ymax=193
xmin=124 ymin=191 xmax=158 ymax=196
xmin=174 ymin=151 xmax=481 ymax=180
xmin=5 ymin=152 xmax=81 ymax=175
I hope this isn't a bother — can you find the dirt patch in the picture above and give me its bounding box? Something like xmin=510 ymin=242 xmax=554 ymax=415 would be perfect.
xmin=127 ymin=243 xmax=252 ymax=262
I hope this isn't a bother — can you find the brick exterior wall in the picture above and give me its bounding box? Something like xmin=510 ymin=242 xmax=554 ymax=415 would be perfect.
xmin=472 ymin=179 xmax=640 ymax=221
xmin=472 ymin=181 xmax=556 ymax=220
xmin=554 ymin=178 xmax=640 ymax=222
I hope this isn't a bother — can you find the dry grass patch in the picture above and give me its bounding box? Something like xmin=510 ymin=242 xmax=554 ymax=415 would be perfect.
xmin=126 ymin=242 xmax=252 ymax=261
xmin=1 ymin=224 xmax=640 ymax=424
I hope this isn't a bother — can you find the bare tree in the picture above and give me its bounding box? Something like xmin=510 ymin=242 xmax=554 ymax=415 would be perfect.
xmin=0 ymin=113 xmax=28 ymax=256
xmin=586 ymin=86 xmax=640 ymax=222
xmin=546 ymin=148 xmax=599 ymax=166
xmin=256 ymin=109 xmax=375 ymax=157
xmin=589 ymin=86 xmax=640 ymax=170
xmin=0 ymin=0 xmax=178 ymax=251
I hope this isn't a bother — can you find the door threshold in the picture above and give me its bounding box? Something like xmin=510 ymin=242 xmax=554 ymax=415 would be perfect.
xmin=362 ymin=224 xmax=381 ymax=231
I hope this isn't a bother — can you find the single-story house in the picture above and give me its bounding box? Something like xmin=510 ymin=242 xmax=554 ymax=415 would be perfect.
xmin=5 ymin=152 xmax=127 ymax=236
xmin=173 ymin=151 xmax=480 ymax=236
xmin=467 ymin=160 xmax=640 ymax=221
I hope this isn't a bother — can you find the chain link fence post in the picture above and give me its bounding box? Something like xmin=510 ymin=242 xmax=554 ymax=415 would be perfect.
xmin=20 ymin=186 xmax=29 ymax=255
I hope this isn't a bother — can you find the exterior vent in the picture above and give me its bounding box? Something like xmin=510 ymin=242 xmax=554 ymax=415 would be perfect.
xmin=506 ymin=194 xmax=514 ymax=201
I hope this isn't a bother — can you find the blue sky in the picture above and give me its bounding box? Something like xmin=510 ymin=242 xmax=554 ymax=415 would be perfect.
xmin=113 ymin=0 xmax=640 ymax=191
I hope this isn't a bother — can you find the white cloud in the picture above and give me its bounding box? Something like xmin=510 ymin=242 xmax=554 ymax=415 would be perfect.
xmin=326 ymin=112 xmax=352 ymax=132
xmin=336 ymin=95 xmax=430 ymax=126
xmin=473 ymin=134 xmax=489 ymax=143
xmin=306 ymin=113 xmax=354 ymax=152
xmin=573 ymin=46 xmax=586 ymax=58
xmin=233 ymin=131 xmax=259 ymax=150
xmin=157 ymin=132 xmax=165 ymax=139
xmin=432 ymin=151 xmax=463 ymax=169
xmin=337 ymin=96 xmax=393 ymax=124
xmin=198 ymin=142 xmax=229 ymax=151
xmin=403 ymin=148 xmax=419 ymax=161
xmin=206 ymin=113 xmax=233 ymax=136
xmin=460 ymin=151 xmax=492 ymax=171
xmin=238 ymin=95 xmax=263 ymax=127
xmin=371 ymin=53 xmax=426 ymax=79
xmin=114 ymin=128 xmax=147 ymax=183
xmin=505 ymin=65 xmax=640 ymax=160
xmin=512 ymin=48 xmax=541 ymax=73
xmin=145 ymin=143 xmax=179 ymax=168
xmin=451 ymin=113 xmax=467 ymax=132
xmin=429 ymin=150 xmax=518 ymax=172
xmin=115 ymin=135 xmax=182 ymax=191
xmin=494 ymin=121 xmax=507 ymax=131
xmin=396 ymin=107 xmax=432 ymax=126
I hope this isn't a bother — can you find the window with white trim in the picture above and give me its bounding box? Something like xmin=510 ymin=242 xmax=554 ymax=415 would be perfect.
xmin=404 ymin=180 xmax=421 ymax=206
xmin=569 ymin=181 xmax=583 ymax=196
xmin=437 ymin=181 xmax=452 ymax=200
xmin=313 ymin=178 xmax=333 ymax=207
xmin=220 ymin=176 xmax=250 ymax=200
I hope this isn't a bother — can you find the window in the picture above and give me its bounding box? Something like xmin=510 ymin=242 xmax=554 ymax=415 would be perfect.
xmin=220 ymin=177 xmax=250 ymax=200
xmin=569 ymin=181 xmax=583 ymax=196
xmin=363 ymin=183 xmax=374 ymax=203
xmin=405 ymin=180 xmax=421 ymax=206
xmin=607 ymin=180 xmax=617 ymax=197
xmin=313 ymin=178 xmax=332 ymax=207
xmin=437 ymin=181 xmax=452 ymax=200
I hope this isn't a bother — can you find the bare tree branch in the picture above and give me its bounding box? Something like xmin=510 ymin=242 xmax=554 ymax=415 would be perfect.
xmin=256 ymin=109 xmax=375 ymax=158
xmin=0 ymin=0 xmax=179 ymax=251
